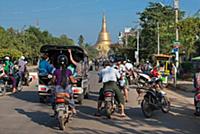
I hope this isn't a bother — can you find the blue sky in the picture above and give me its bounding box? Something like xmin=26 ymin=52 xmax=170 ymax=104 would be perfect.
xmin=0 ymin=0 xmax=199 ymax=44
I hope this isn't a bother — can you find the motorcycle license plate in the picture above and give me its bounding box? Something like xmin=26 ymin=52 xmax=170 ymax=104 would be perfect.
xmin=105 ymin=97 xmax=112 ymax=101
xmin=56 ymin=104 xmax=65 ymax=111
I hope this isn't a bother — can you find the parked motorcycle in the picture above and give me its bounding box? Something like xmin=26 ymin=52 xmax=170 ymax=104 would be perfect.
xmin=141 ymin=88 xmax=170 ymax=118
xmin=55 ymin=92 xmax=72 ymax=130
xmin=194 ymin=88 xmax=200 ymax=116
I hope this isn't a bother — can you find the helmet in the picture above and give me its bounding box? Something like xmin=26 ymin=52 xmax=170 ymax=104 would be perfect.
xmin=57 ymin=55 xmax=68 ymax=65
xmin=20 ymin=56 xmax=25 ymax=60
xmin=5 ymin=56 xmax=10 ymax=60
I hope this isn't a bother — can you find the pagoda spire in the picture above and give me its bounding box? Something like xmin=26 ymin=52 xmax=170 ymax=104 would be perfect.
xmin=95 ymin=14 xmax=111 ymax=57
xmin=101 ymin=14 xmax=106 ymax=32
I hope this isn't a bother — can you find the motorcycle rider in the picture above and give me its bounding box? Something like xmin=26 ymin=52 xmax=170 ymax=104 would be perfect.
xmin=52 ymin=54 xmax=77 ymax=115
xmin=38 ymin=53 xmax=55 ymax=83
xmin=95 ymin=60 xmax=126 ymax=117
xmin=3 ymin=56 xmax=17 ymax=93
xmin=18 ymin=56 xmax=27 ymax=83
xmin=143 ymin=60 xmax=152 ymax=74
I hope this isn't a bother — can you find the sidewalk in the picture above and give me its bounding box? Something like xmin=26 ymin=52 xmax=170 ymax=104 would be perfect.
xmin=168 ymin=80 xmax=195 ymax=92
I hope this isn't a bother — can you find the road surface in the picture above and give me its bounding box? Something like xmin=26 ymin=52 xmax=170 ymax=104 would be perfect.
xmin=0 ymin=70 xmax=199 ymax=134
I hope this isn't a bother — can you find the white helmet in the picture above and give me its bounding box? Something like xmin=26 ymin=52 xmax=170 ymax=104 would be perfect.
xmin=20 ymin=56 xmax=25 ymax=60
xmin=5 ymin=56 xmax=10 ymax=60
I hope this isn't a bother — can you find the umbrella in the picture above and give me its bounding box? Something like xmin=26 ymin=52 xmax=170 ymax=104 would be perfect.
xmin=192 ymin=56 xmax=200 ymax=61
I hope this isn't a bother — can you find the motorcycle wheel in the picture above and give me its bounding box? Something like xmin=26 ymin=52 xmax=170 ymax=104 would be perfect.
xmin=195 ymin=102 xmax=200 ymax=116
xmin=17 ymin=81 xmax=23 ymax=92
xmin=0 ymin=85 xmax=6 ymax=96
xmin=158 ymin=81 xmax=164 ymax=90
xmin=58 ymin=111 xmax=66 ymax=130
xmin=141 ymin=99 xmax=153 ymax=118
xmin=105 ymin=101 xmax=112 ymax=119
xmin=161 ymin=96 xmax=170 ymax=113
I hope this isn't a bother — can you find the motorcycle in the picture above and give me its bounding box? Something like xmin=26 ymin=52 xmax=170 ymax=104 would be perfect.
xmin=55 ymin=92 xmax=72 ymax=130
xmin=0 ymin=65 xmax=23 ymax=94
xmin=103 ymin=88 xmax=116 ymax=119
xmin=194 ymin=88 xmax=200 ymax=116
xmin=136 ymin=71 xmax=164 ymax=94
xmin=141 ymin=87 xmax=170 ymax=118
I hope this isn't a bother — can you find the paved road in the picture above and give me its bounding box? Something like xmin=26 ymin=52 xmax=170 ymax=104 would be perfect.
xmin=0 ymin=70 xmax=200 ymax=134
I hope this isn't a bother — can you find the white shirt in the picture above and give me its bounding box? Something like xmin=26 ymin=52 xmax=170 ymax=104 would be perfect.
xmin=99 ymin=66 xmax=120 ymax=83
xmin=125 ymin=62 xmax=133 ymax=71
xmin=119 ymin=64 xmax=126 ymax=73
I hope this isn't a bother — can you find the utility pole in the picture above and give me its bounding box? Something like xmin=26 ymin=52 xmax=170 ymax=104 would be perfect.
xmin=174 ymin=0 xmax=179 ymax=41
xmin=174 ymin=0 xmax=180 ymax=87
xmin=157 ymin=22 xmax=160 ymax=55
xmin=136 ymin=29 xmax=139 ymax=65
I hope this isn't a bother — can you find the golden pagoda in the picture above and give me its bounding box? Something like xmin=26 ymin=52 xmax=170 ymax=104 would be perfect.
xmin=95 ymin=15 xmax=111 ymax=57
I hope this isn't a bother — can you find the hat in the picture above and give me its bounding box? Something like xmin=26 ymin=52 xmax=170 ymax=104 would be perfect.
xmin=5 ymin=56 xmax=10 ymax=60
xmin=20 ymin=56 xmax=25 ymax=60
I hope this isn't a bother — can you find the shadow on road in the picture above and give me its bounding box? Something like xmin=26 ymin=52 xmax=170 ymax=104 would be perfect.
xmin=15 ymin=108 xmax=58 ymax=130
xmin=10 ymin=90 xmax=40 ymax=103
xmin=168 ymin=84 xmax=194 ymax=98
xmin=125 ymin=104 xmax=199 ymax=134
xmin=76 ymin=102 xmax=200 ymax=134
xmin=75 ymin=105 xmax=144 ymax=134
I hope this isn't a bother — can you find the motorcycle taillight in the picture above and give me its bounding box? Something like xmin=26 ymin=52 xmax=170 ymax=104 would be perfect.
xmin=104 ymin=92 xmax=113 ymax=97
xmin=40 ymin=87 xmax=46 ymax=91
xmin=56 ymin=98 xmax=65 ymax=103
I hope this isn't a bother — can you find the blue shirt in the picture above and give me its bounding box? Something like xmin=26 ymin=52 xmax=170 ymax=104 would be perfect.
xmin=99 ymin=66 xmax=120 ymax=83
xmin=38 ymin=59 xmax=55 ymax=76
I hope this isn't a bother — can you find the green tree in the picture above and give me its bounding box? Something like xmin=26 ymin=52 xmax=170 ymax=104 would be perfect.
xmin=0 ymin=25 xmax=75 ymax=63
xmin=138 ymin=2 xmax=184 ymax=59
xmin=84 ymin=43 xmax=98 ymax=60
xmin=178 ymin=17 xmax=200 ymax=59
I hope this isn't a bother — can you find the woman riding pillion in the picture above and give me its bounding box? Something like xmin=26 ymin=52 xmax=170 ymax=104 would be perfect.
xmin=95 ymin=60 xmax=126 ymax=117
xmin=52 ymin=55 xmax=77 ymax=116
